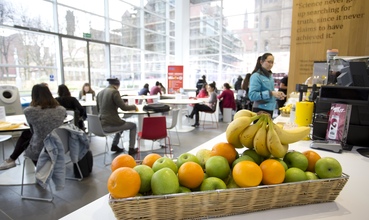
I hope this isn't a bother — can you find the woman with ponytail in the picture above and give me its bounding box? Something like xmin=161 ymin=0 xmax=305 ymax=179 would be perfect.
xmin=248 ymin=53 xmax=286 ymax=116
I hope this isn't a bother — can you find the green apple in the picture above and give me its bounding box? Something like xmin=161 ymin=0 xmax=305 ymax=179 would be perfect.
xmin=226 ymin=176 xmax=239 ymax=189
xmin=152 ymin=157 xmax=178 ymax=173
xmin=283 ymin=151 xmax=308 ymax=171
xmin=205 ymin=156 xmax=231 ymax=180
xmin=196 ymin=149 xmax=212 ymax=168
xmin=178 ymin=186 xmax=192 ymax=193
xmin=133 ymin=165 xmax=154 ymax=193
xmin=271 ymin=157 xmax=288 ymax=171
xmin=315 ymin=157 xmax=342 ymax=179
xmin=200 ymin=177 xmax=227 ymax=191
xmin=176 ymin=152 xmax=200 ymax=168
xmin=151 ymin=167 xmax=179 ymax=195
xmin=284 ymin=167 xmax=307 ymax=183
xmin=242 ymin=149 xmax=263 ymax=165
xmin=232 ymin=155 xmax=254 ymax=168
xmin=305 ymin=171 xmax=319 ymax=180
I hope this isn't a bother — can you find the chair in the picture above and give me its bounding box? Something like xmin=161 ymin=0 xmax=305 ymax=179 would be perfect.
xmin=0 ymin=85 xmax=23 ymax=116
xmin=86 ymin=114 xmax=124 ymax=165
xmin=0 ymin=135 xmax=12 ymax=160
xmin=20 ymin=128 xmax=84 ymax=202
xmin=200 ymin=101 xmax=219 ymax=129
xmin=0 ymin=134 xmax=20 ymax=165
xmin=137 ymin=116 xmax=172 ymax=160
xmin=166 ymin=108 xmax=180 ymax=146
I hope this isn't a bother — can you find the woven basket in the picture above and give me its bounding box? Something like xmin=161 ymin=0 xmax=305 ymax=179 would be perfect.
xmin=109 ymin=173 xmax=349 ymax=220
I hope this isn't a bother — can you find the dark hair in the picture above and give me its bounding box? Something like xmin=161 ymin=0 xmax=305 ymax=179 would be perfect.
xmin=208 ymin=82 xmax=216 ymax=89
xmin=223 ymin=83 xmax=231 ymax=89
xmin=30 ymin=84 xmax=59 ymax=109
xmin=144 ymin=83 xmax=149 ymax=89
xmin=107 ymin=78 xmax=120 ymax=86
xmin=155 ymin=81 xmax=160 ymax=86
xmin=81 ymin=83 xmax=94 ymax=96
xmin=252 ymin=53 xmax=273 ymax=74
xmin=58 ymin=84 xmax=71 ymax=97
xmin=242 ymin=73 xmax=251 ymax=90
xmin=202 ymin=75 xmax=206 ymax=80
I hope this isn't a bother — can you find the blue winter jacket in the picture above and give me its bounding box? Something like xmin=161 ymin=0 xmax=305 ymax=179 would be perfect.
xmin=248 ymin=69 xmax=277 ymax=112
xmin=36 ymin=124 xmax=89 ymax=190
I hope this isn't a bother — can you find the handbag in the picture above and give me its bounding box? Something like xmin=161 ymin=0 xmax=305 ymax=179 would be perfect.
xmin=143 ymin=103 xmax=170 ymax=116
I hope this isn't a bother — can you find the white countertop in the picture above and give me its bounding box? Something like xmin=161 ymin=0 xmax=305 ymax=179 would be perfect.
xmin=61 ymin=130 xmax=368 ymax=220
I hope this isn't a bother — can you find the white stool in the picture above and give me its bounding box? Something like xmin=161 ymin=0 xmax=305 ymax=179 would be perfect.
xmin=0 ymin=135 xmax=12 ymax=160
xmin=223 ymin=108 xmax=232 ymax=123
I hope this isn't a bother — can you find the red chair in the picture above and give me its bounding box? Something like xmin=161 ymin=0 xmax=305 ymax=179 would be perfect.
xmin=137 ymin=116 xmax=172 ymax=160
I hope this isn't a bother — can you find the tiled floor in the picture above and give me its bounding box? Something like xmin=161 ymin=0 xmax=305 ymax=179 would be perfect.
xmin=0 ymin=117 xmax=228 ymax=220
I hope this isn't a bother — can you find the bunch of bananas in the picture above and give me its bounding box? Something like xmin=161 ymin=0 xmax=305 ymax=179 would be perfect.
xmin=279 ymin=103 xmax=293 ymax=114
xmin=226 ymin=110 xmax=310 ymax=158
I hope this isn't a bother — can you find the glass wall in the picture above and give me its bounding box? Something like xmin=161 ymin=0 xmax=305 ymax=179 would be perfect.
xmin=189 ymin=0 xmax=292 ymax=89
xmin=0 ymin=0 xmax=292 ymax=99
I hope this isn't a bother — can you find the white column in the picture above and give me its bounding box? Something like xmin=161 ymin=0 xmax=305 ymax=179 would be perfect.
xmin=175 ymin=0 xmax=190 ymax=88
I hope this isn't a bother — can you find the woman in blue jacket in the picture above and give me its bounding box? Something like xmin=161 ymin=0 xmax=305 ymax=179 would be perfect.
xmin=248 ymin=53 xmax=286 ymax=116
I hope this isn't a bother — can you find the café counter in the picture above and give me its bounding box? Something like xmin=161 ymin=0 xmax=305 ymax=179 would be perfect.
xmin=61 ymin=133 xmax=368 ymax=220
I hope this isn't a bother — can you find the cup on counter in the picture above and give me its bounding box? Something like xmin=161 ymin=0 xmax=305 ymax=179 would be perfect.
xmin=295 ymin=101 xmax=314 ymax=126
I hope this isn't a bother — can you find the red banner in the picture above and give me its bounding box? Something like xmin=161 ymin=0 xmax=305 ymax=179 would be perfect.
xmin=168 ymin=65 xmax=184 ymax=94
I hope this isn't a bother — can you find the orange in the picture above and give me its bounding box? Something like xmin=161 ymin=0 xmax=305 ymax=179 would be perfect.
xmin=142 ymin=153 xmax=162 ymax=168
xmin=259 ymin=159 xmax=285 ymax=185
xmin=232 ymin=161 xmax=262 ymax=187
xmin=178 ymin=161 xmax=204 ymax=189
xmin=107 ymin=167 xmax=141 ymax=199
xmin=211 ymin=142 xmax=238 ymax=165
xmin=302 ymin=150 xmax=321 ymax=172
xmin=111 ymin=154 xmax=137 ymax=172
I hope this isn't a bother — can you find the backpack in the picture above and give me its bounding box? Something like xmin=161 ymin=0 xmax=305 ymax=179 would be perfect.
xmin=143 ymin=103 xmax=170 ymax=116
xmin=74 ymin=150 xmax=93 ymax=178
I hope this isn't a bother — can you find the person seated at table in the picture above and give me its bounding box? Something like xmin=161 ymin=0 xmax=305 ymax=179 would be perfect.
xmin=79 ymin=82 xmax=95 ymax=101
xmin=197 ymin=83 xmax=209 ymax=98
xmin=159 ymin=82 xmax=166 ymax=94
xmin=185 ymin=82 xmax=217 ymax=127
xmin=188 ymin=83 xmax=209 ymax=108
xmin=150 ymin=81 xmax=162 ymax=96
xmin=0 ymin=84 xmax=66 ymax=170
xmin=217 ymin=82 xmax=236 ymax=116
xmin=56 ymin=84 xmax=86 ymax=130
xmin=138 ymin=83 xmax=150 ymax=96
xmin=96 ymin=78 xmax=139 ymax=155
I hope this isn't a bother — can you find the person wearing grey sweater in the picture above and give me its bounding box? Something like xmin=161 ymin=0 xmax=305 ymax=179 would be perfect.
xmin=0 ymin=84 xmax=66 ymax=170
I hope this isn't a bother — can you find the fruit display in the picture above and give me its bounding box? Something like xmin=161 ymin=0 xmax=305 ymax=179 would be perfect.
xmin=279 ymin=103 xmax=293 ymax=115
xmin=227 ymin=110 xmax=310 ymax=158
xmin=107 ymin=143 xmax=343 ymax=199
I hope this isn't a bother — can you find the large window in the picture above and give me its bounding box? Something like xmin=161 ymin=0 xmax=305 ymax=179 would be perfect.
xmin=0 ymin=0 xmax=292 ymax=99
xmin=189 ymin=0 xmax=292 ymax=87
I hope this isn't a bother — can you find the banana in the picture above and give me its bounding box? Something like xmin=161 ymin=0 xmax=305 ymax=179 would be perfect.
xmin=253 ymin=117 xmax=270 ymax=158
xmin=266 ymin=117 xmax=288 ymax=158
xmin=226 ymin=115 xmax=260 ymax=148
xmin=274 ymin=125 xmax=311 ymax=145
xmin=239 ymin=116 xmax=264 ymax=149
xmin=233 ymin=110 xmax=257 ymax=120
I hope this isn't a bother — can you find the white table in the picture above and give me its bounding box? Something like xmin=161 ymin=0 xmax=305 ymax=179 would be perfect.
xmin=1 ymin=114 xmax=74 ymax=132
xmin=158 ymin=99 xmax=204 ymax=132
xmin=61 ymin=131 xmax=368 ymax=220
xmin=79 ymin=100 xmax=97 ymax=115
xmin=122 ymin=95 xmax=159 ymax=104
